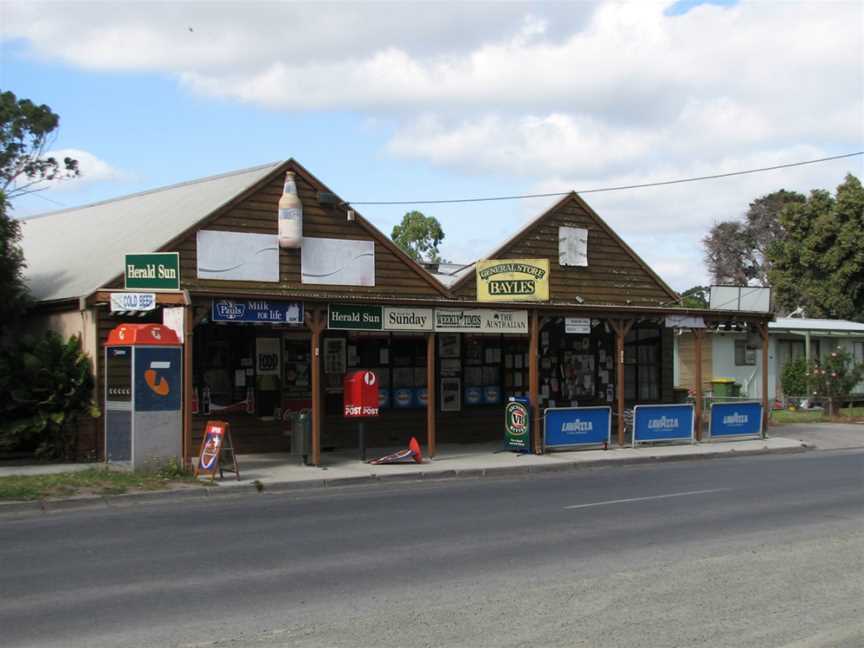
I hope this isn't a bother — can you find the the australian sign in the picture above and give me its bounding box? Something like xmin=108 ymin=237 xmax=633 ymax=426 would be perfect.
xmin=476 ymin=259 xmax=549 ymax=302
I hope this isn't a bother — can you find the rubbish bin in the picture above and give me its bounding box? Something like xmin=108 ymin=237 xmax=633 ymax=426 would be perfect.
xmin=731 ymin=383 xmax=742 ymax=398
xmin=711 ymin=378 xmax=736 ymax=398
xmin=284 ymin=410 xmax=311 ymax=465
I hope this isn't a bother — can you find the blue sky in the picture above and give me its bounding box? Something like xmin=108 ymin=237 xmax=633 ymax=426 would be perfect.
xmin=2 ymin=0 xmax=862 ymax=290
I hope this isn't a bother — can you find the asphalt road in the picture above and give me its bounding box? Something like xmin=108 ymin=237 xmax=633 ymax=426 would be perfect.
xmin=1 ymin=450 xmax=862 ymax=648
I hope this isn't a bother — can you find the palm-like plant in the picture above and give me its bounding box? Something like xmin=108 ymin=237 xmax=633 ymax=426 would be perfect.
xmin=0 ymin=332 xmax=99 ymax=459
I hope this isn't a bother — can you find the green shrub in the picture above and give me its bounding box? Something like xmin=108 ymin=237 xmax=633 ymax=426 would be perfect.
xmin=0 ymin=332 xmax=99 ymax=460
xmin=808 ymin=347 xmax=864 ymax=414
xmin=780 ymin=357 xmax=809 ymax=397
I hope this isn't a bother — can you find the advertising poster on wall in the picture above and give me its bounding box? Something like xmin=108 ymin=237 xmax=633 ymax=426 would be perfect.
xmin=324 ymin=338 xmax=347 ymax=374
xmin=255 ymin=338 xmax=281 ymax=377
xmin=441 ymin=378 xmax=461 ymax=412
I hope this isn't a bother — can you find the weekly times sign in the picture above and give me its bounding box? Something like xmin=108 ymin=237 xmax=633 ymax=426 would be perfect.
xmin=476 ymin=259 xmax=550 ymax=302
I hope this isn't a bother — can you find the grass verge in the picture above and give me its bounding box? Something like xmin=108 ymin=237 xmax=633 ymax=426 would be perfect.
xmin=770 ymin=407 xmax=864 ymax=425
xmin=0 ymin=466 xmax=206 ymax=502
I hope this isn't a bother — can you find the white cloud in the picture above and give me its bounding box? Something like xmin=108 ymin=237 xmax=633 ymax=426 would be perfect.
xmin=39 ymin=149 xmax=125 ymax=191
xmin=387 ymin=113 xmax=659 ymax=176
xmin=4 ymin=2 xmax=860 ymax=118
xmin=4 ymin=0 xmax=862 ymax=289
xmin=528 ymin=147 xmax=864 ymax=289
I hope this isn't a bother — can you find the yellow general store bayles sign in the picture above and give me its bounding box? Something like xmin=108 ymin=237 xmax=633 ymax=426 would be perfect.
xmin=476 ymin=259 xmax=550 ymax=302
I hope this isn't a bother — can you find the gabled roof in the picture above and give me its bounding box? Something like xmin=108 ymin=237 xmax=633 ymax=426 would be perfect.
xmin=450 ymin=192 xmax=680 ymax=303
xmin=421 ymin=262 xmax=474 ymax=288
xmin=20 ymin=162 xmax=282 ymax=303
xmin=21 ymin=159 xmax=449 ymax=303
xmin=282 ymin=160 xmax=448 ymax=297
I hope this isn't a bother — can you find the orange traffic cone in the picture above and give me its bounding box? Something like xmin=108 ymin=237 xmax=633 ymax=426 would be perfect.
xmin=408 ymin=437 xmax=423 ymax=463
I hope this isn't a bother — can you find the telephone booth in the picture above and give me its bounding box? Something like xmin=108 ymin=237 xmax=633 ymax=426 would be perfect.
xmin=104 ymin=324 xmax=183 ymax=468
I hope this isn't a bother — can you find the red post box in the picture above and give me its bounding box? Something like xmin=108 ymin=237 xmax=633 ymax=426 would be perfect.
xmin=344 ymin=370 xmax=380 ymax=418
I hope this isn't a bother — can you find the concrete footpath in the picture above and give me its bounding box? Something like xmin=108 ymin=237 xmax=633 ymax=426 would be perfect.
xmin=770 ymin=422 xmax=864 ymax=450
xmin=0 ymin=436 xmax=805 ymax=517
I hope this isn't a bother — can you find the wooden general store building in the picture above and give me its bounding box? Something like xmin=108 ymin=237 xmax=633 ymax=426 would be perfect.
xmin=20 ymin=159 xmax=773 ymax=465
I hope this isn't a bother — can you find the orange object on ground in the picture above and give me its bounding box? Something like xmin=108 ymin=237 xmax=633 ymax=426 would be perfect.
xmin=368 ymin=436 xmax=424 ymax=465
xmin=409 ymin=437 xmax=423 ymax=463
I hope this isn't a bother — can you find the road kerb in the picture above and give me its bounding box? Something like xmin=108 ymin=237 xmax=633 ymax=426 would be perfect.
xmin=0 ymin=442 xmax=808 ymax=516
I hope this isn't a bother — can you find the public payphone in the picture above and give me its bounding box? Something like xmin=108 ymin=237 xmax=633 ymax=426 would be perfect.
xmin=105 ymin=324 xmax=183 ymax=468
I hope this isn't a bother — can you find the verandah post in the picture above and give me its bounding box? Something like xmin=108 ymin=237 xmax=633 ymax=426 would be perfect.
xmin=426 ymin=332 xmax=437 ymax=458
xmin=694 ymin=327 xmax=704 ymax=441
xmin=529 ymin=309 xmax=541 ymax=454
xmin=183 ymin=301 xmax=193 ymax=468
xmin=610 ymin=319 xmax=634 ymax=446
xmin=306 ymin=309 xmax=325 ymax=466
xmin=760 ymin=322 xmax=769 ymax=438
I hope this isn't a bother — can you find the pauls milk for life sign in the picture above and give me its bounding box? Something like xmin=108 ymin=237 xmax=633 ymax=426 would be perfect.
xmin=476 ymin=259 xmax=549 ymax=302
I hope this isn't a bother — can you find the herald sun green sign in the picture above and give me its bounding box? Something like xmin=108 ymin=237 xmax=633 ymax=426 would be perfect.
xmin=125 ymin=253 xmax=180 ymax=290
xmin=328 ymin=304 xmax=383 ymax=330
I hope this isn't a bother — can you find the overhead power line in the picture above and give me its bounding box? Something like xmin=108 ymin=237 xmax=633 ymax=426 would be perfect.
xmin=348 ymin=151 xmax=864 ymax=206
xmin=29 ymin=192 xmax=67 ymax=207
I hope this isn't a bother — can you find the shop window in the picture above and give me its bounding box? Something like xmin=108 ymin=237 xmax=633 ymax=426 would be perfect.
xmin=735 ymin=340 xmax=757 ymax=366
xmin=463 ymin=335 xmax=504 ymax=407
xmin=194 ymin=324 xmax=257 ymax=414
xmin=536 ymin=318 xmax=615 ymax=409
xmin=623 ymin=325 xmax=661 ymax=403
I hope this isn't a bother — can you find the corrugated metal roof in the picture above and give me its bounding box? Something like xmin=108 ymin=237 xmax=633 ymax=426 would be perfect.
xmin=20 ymin=162 xmax=282 ymax=302
xmin=427 ymin=262 xmax=474 ymax=288
xmin=770 ymin=317 xmax=864 ymax=333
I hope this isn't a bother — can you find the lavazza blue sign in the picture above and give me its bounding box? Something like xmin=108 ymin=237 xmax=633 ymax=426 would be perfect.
xmin=212 ymin=299 xmax=304 ymax=325
xmin=544 ymin=406 xmax=611 ymax=449
xmin=710 ymin=401 xmax=763 ymax=438
xmin=632 ymin=403 xmax=694 ymax=446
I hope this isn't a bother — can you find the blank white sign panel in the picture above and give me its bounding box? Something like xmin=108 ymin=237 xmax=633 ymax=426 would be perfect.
xmin=197 ymin=230 xmax=279 ymax=283
xmin=301 ymin=237 xmax=375 ymax=286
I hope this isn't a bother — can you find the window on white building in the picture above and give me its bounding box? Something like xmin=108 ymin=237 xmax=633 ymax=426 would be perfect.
xmin=735 ymin=339 xmax=757 ymax=366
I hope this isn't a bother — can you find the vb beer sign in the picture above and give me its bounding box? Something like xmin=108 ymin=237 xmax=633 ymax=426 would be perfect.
xmin=505 ymin=397 xmax=531 ymax=452
xmin=476 ymin=259 xmax=550 ymax=302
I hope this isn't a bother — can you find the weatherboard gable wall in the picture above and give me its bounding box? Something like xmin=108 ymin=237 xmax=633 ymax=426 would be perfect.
xmin=453 ymin=193 xmax=679 ymax=306
xmin=171 ymin=160 xmax=447 ymax=300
